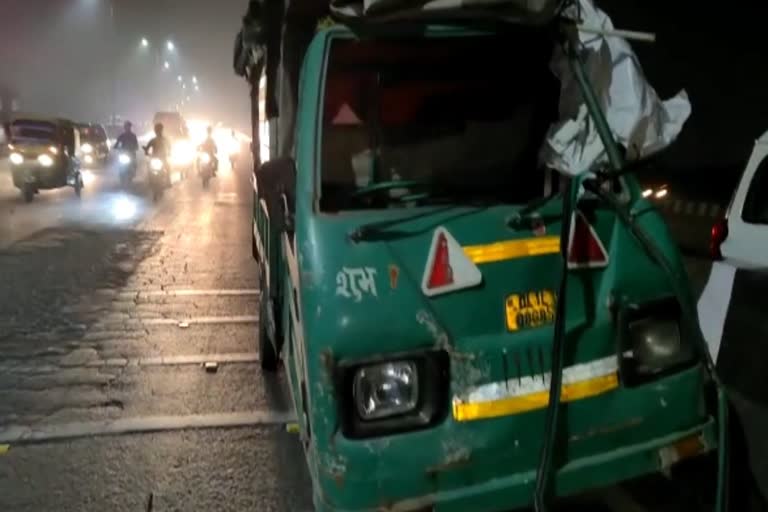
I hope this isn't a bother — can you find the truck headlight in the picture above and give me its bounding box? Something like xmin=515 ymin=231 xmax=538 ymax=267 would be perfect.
xmin=618 ymin=297 xmax=696 ymax=385
xmin=38 ymin=154 xmax=54 ymax=167
xmin=338 ymin=351 xmax=449 ymax=439
xmin=354 ymin=361 xmax=418 ymax=420
xmin=9 ymin=152 xmax=23 ymax=165
xmin=81 ymin=143 xmax=93 ymax=154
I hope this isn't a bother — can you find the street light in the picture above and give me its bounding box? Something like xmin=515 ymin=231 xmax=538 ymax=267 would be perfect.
xmin=167 ymin=40 xmax=175 ymax=52
xmin=140 ymin=37 xmax=149 ymax=48
xmin=164 ymin=61 xmax=170 ymax=69
xmin=177 ymin=75 xmax=183 ymax=82
xmin=194 ymin=85 xmax=200 ymax=92
xmin=192 ymin=76 xmax=198 ymax=84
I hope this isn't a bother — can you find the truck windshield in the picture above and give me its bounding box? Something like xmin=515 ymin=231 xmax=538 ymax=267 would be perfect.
xmin=10 ymin=120 xmax=56 ymax=143
xmin=319 ymin=33 xmax=560 ymax=212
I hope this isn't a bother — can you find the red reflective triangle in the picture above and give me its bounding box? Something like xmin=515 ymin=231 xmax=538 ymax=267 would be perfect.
xmin=421 ymin=227 xmax=482 ymax=297
xmin=567 ymin=211 xmax=609 ymax=268
xmin=332 ymin=103 xmax=362 ymax=125
xmin=427 ymin=232 xmax=454 ymax=288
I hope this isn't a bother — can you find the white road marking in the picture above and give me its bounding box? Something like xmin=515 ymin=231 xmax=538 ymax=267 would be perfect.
xmin=85 ymin=352 xmax=260 ymax=368
xmin=105 ymin=288 xmax=260 ymax=298
xmin=136 ymin=315 xmax=259 ymax=326
xmin=0 ymin=411 xmax=297 ymax=444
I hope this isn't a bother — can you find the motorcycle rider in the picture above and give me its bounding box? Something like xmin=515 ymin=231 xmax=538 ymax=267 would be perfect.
xmin=143 ymin=123 xmax=171 ymax=185
xmin=198 ymin=126 xmax=218 ymax=176
xmin=114 ymin=121 xmax=139 ymax=153
xmin=113 ymin=121 xmax=139 ymax=180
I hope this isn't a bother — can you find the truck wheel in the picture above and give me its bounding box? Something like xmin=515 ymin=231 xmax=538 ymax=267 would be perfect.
xmin=259 ymin=265 xmax=278 ymax=372
xmin=22 ymin=185 xmax=34 ymax=203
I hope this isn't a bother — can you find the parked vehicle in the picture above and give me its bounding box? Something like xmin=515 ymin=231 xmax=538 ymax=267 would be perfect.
xmin=7 ymin=117 xmax=83 ymax=202
xmin=699 ymin=130 xmax=768 ymax=398
xmin=236 ymin=1 xmax=728 ymax=511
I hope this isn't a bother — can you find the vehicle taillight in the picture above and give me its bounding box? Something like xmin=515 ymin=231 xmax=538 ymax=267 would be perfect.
xmin=710 ymin=218 xmax=728 ymax=261
xmin=567 ymin=211 xmax=609 ymax=269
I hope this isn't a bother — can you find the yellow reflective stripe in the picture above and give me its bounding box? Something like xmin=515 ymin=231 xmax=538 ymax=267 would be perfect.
xmin=452 ymin=373 xmax=619 ymax=422
xmin=463 ymin=236 xmax=561 ymax=264
xmin=0 ymin=444 xmax=9 ymax=455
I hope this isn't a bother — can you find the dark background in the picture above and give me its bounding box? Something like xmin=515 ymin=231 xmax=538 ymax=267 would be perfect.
xmin=1 ymin=0 xmax=767 ymax=170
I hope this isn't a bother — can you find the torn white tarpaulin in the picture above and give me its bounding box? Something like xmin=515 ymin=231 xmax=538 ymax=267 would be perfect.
xmin=539 ymin=0 xmax=691 ymax=176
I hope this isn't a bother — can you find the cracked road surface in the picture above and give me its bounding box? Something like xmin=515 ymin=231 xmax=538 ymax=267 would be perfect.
xmin=0 ymin=160 xmax=314 ymax=511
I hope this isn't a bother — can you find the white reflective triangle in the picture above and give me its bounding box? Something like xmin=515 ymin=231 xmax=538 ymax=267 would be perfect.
xmin=421 ymin=227 xmax=483 ymax=297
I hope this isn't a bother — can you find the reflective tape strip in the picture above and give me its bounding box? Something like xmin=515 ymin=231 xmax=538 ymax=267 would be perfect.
xmin=463 ymin=236 xmax=560 ymax=265
xmin=452 ymin=356 xmax=619 ymax=422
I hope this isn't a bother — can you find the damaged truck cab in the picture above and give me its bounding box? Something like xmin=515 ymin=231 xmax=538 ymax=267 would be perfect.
xmin=236 ymin=1 xmax=727 ymax=510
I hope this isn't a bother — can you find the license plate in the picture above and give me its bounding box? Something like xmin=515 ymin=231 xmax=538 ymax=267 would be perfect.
xmin=505 ymin=290 xmax=556 ymax=331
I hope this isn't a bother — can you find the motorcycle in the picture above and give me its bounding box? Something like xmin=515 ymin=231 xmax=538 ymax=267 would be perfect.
xmin=197 ymin=150 xmax=216 ymax=188
xmin=148 ymin=157 xmax=169 ymax=201
xmin=116 ymin=150 xmax=137 ymax=187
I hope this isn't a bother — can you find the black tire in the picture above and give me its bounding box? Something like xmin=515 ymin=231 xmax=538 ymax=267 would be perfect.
xmin=202 ymin=176 xmax=210 ymax=189
xmin=259 ymin=265 xmax=278 ymax=372
xmin=22 ymin=185 xmax=34 ymax=203
xmin=153 ymin=185 xmax=162 ymax=202
xmin=74 ymin=175 xmax=82 ymax=198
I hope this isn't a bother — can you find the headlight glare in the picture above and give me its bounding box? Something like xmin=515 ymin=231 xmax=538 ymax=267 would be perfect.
xmin=200 ymin=152 xmax=212 ymax=164
xmin=150 ymin=158 xmax=164 ymax=171
xmin=38 ymin=154 xmax=54 ymax=167
xmin=81 ymin=143 xmax=93 ymax=154
xmin=172 ymin=141 xmax=194 ymax=165
xmin=9 ymin=152 xmax=23 ymax=165
xmin=118 ymin=153 xmax=131 ymax=165
xmin=353 ymin=361 xmax=418 ymax=421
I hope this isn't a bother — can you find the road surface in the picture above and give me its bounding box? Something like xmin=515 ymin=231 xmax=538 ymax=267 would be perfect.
xmin=0 ymin=158 xmax=759 ymax=511
xmin=0 ymin=158 xmax=314 ymax=511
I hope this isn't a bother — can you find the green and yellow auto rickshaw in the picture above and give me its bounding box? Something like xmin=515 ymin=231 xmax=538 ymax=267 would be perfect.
xmin=7 ymin=117 xmax=84 ymax=202
xmin=235 ymin=0 xmax=730 ymax=510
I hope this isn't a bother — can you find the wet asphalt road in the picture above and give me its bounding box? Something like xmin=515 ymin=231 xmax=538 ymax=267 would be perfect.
xmin=0 ymin=157 xmax=761 ymax=512
xmin=0 ymin=158 xmax=314 ymax=511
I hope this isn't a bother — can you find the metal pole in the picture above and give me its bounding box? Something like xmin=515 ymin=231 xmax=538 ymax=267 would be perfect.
xmin=110 ymin=1 xmax=117 ymax=125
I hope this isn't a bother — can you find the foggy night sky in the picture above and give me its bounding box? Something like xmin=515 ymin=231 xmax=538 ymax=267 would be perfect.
xmin=1 ymin=0 xmax=767 ymax=170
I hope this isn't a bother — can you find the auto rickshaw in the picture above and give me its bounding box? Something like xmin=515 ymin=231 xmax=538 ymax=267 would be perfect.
xmin=235 ymin=0 xmax=730 ymax=510
xmin=7 ymin=117 xmax=83 ymax=203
